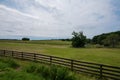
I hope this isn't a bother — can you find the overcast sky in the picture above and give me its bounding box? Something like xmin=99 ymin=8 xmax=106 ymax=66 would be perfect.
xmin=0 ymin=0 xmax=120 ymax=40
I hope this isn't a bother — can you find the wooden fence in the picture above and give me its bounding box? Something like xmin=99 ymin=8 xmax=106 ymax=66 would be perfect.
xmin=0 ymin=50 xmax=120 ymax=80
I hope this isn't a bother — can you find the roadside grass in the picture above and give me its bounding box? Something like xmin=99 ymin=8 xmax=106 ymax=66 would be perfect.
xmin=0 ymin=57 xmax=96 ymax=80
xmin=0 ymin=40 xmax=120 ymax=66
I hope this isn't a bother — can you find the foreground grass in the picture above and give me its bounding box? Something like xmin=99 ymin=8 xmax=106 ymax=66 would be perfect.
xmin=0 ymin=40 xmax=120 ymax=66
xmin=0 ymin=57 xmax=96 ymax=80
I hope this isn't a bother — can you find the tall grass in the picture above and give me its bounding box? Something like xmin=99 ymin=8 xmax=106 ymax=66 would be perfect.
xmin=0 ymin=57 xmax=19 ymax=69
xmin=0 ymin=57 xmax=96 ymax=80
xmin=24 ymin=64 xmax=76 ymax=80
xmin=0 ymin=71 xmax=45 ymax=80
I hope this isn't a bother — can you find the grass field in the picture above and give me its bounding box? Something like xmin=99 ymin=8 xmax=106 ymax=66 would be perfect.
xmin=0 ymin=40 xmax=120 ymax=67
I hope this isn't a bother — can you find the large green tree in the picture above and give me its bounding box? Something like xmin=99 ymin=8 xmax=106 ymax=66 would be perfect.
xmin=72 ymin=31 xmax=86 ymax=48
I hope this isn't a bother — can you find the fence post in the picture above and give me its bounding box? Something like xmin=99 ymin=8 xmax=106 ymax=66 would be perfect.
xmin=99 ymin=65 xmax=103 ymax=80
xmin=50 ymin=56 xmax=52 ymax=65
xmin=0 ymin=50 xmax=3 ymax=56
xmin=71 ymin=60 xmax=74 ymax=71
xmin=4 ymin=50 xmax=6 ymax=56
xmin=21 ymin=52 xmax=23 ymax=59
xmin=0 ymin=50 xmax=2 ymax=56
xmin=34 ymin=53 xmax=36 ymax=62
xmin=12 ymin=51 xmax=14 ymax=57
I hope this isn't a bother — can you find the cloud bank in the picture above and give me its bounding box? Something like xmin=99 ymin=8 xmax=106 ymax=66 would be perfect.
xmin=0 ymin=0 xmax=120 ymax=39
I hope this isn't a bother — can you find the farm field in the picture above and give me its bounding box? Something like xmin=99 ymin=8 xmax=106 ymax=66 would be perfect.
xmin=0 ymin=40 xmax=120 ymax=67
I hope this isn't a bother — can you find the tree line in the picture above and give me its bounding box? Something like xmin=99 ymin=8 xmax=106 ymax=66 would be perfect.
xmin=92 ymin=31 xmax=120 ymax=48
xmin=20 ymin=31 xmax=120 ymax=48
xmin=71 ymin=31 xmax=120 ymax=48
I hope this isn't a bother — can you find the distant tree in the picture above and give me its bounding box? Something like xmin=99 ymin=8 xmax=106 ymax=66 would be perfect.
xmin=22 ymin=38 xmax=30 ymax=41
xmin=61 ymin=39 xmax=71 ymax=41
xmin=92 ymin=36 xmax=98 ymax=44
xmin=86 ymin=38 xmax=92 ymax=44
xmin=97 ymin=34 xmax=106 ymax=45
xmin=102 ymin=34 xmax=119 ymax=47
xmin=92 ymin=31 xmax=120 ymax=45
xmin=72 ymin=31 xmax=86 ymax=48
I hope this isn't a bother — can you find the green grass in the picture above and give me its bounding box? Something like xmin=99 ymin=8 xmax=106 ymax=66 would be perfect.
xmin=0 ymin=40 xmax=71 ymax=45
xmin=0 ymin=40 xmax=120 ymax=66
xmin=0 ymin=57 xmax=96 ymax=80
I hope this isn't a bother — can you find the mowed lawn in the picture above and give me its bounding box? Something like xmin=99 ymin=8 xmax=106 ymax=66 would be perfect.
xmin=0 ymin=40 xmax=120 ymax=67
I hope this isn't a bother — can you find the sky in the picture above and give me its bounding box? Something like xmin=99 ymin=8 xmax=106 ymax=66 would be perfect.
xmin=0 ymin=0 xmax=120 ymax=40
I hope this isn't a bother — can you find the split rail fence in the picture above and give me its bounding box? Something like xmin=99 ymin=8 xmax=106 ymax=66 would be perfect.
xmin=0 ymin=50 xmax=120 ymax=80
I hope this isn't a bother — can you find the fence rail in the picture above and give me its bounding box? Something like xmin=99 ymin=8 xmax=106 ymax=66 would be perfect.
xmin=0 ymin=50 xmax=120 ymax=80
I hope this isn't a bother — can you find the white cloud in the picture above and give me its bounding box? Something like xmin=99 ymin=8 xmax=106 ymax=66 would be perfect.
xmin=0 ymin=4 xmax=72 ymax=38
xmin=0 ymin=0 xmax=120 ymax=39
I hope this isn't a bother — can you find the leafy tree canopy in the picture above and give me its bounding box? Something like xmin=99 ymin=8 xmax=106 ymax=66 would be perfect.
xmin=72 ymin=31 xmax=86 ymax=48
xmin=92 ymin=31 xmax=120 ymax=47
